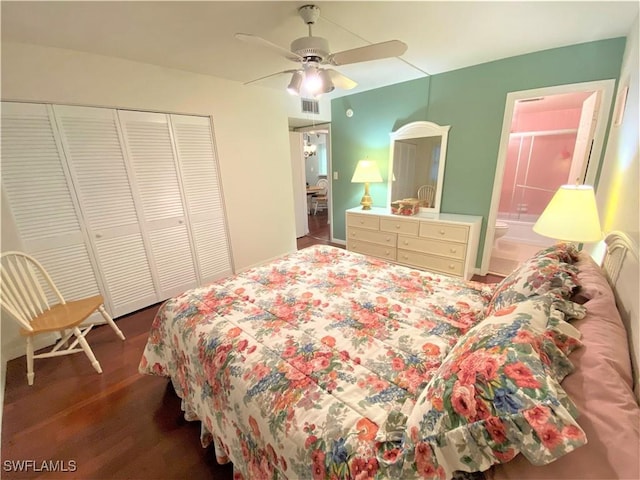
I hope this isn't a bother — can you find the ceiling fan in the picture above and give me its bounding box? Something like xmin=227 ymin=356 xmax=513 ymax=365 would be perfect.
xmin=235 ymin=4 xmax=408 ymax=97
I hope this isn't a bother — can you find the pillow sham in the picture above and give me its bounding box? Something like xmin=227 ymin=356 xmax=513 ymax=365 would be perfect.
xmin=532 ymin=242 xmax=580 ymax=263
xmin=401 ymin=299 xmax=587 ymax=480
xmin=486 ymin=253 xmax=580 ymax=317
xmin=488 ymin=250 xmax=640 ymax=480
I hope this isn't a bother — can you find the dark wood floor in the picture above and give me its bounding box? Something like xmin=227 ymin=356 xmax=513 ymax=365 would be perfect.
xmin=2 ymin=214 xmax=501 ymax=479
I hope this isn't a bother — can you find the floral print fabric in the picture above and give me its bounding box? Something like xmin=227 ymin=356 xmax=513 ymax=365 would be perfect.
xmin=486 ymin=247 xmax=580 ymax=317
xmin=402 ymin=297 xmax=587 ymax=479
xmin=139 ymin=245 xmax=492 ymax=480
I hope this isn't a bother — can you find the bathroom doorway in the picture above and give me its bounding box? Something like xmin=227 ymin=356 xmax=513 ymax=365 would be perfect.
xmin=483 ymin=80 xmax=615 ymax=276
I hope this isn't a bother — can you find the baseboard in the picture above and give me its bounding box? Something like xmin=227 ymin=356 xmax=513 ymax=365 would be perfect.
xmin=235 ymin=249 xmax=298 ymax=274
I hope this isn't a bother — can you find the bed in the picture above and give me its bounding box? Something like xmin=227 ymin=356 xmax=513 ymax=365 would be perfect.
xmin=139 ymin=232 xmax=639 ymax=480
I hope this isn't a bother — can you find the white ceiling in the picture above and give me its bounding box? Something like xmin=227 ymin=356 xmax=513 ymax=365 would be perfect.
xmin=1 ymin=1 xmax=637 ymax=99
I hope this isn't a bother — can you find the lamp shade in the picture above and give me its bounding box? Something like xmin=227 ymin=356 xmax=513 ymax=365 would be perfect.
xmin=533 ymin=184 xmax=602 ymax=242
xmin=351 ymin=159 xmax=383 ymax=183
xmin=287 ymin=71 xmax=303 ymax=95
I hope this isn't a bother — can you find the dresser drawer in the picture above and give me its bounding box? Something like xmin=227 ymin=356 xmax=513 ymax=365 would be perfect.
xmin=348 ymin=241 xmax=396 ymax=261
xmin=347 ymin=213 xmax=380 ymax=231
xmin=380 ymin=217 xmax=419 ymax=236
xmin=419 ymin=221 xmax=469 ymax=243
xmin=397 ymin=249 xmax=464 ymax=277
xmin=398 ymin=235 xmax=465 ymax=260
xmin=348 ymin=228 xmax=397 ymax=247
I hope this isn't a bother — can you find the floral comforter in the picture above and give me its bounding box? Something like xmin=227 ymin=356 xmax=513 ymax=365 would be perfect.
xmin=139 ymin=245 xmax=494 ymax=479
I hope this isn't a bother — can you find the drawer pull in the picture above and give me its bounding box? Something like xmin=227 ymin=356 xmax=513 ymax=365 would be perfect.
xmin=360 ymin=220 xmax=365 ymax=224
xmin=395 ymin=224 xmax=401 ymax=229
xmin=386 ymin=237 xmax=392 ymax=242
xmin=439 ymin=229 xmax=446 ymax=235
xmin=385 ymin=250 xmax=390 ymax=255
xmin=450 ymin=248 xmax=457 ymax=253
xmin=403 ymin=240 xmax=409 ymax=246
xmin=449 ymin=264 xmax=455 ymax=269
xmin=402 ymin=254 xmax=409 ymax=260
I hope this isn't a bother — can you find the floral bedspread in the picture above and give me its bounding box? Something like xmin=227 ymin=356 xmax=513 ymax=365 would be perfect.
xmin=139 ymin=245 xmax=494 ymax=479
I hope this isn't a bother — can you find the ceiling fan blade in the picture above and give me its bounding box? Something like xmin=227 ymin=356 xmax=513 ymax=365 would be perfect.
xmin=325 ymin=69 xmax=358 ymax=90
xmin=243 ymin=69 xmax=299 ymax=86
xmin=328 ymin=40 xmax=408 ymax=66
xmin=235 ymin=33 xmax=302 ymax=62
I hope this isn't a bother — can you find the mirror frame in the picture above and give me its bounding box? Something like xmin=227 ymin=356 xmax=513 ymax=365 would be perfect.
xmin=387 ymin=120 xmax=451 ymax=214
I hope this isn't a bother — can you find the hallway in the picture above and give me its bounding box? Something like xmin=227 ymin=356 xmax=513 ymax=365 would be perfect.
xmin=296 ymin=210 xmax=337 ymax=249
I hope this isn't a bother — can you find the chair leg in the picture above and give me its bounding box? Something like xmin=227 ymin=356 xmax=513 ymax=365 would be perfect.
xmin=73 ymin=327 xmax=102 ymax=374
xmin=26 ymin=336 xmax=35 ymax=386
xmin=98 ymin=305 xmax=125 ymax=340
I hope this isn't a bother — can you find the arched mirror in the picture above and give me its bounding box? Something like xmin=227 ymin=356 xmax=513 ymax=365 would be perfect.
xmin=387 ymin=121 xmax=450 ymax=214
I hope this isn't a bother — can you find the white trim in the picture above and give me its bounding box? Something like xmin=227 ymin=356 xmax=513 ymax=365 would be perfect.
xmin=481 ymin=79 xmax=616 ymax=274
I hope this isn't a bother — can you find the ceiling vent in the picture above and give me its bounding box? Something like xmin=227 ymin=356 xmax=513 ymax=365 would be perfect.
xmin=301 ymin=98 xmax=320 ymax=115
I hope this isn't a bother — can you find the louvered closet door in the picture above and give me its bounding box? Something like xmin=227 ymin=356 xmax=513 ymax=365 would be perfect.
xmin=1 ymin=102 xmax=105 ymax=318
xmin=52 ymin=105 xmax=158 ymax=317
xmin=117 ymin=110 xmax=197 ymax=299
xmin=170 ymin=115 xmax=233 ymax=283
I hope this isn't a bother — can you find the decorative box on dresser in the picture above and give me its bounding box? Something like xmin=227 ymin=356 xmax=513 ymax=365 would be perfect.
xmin=346 ymin=207 xmax=482 ymax=280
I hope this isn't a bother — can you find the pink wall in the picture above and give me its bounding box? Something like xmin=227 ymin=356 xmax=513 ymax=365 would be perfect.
xmin=499 ymin=105 xmax=582 ymax=216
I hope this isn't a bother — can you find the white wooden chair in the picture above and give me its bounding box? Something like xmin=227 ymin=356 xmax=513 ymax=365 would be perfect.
xmin=312 ymin=178 xmax=329 ymax=215
xmin=0 ymin=251 xmax=125 ymax=385
xmin=417 ymin=184 xmax=436 ymax=208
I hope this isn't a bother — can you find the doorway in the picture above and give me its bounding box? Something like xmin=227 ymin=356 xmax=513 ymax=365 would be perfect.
xmin=290 ymin=124 xmax=332 ymax=243
xmin=482 ymin=80 xmax=615 ymax=275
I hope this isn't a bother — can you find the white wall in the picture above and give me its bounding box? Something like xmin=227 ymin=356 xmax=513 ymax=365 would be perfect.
xmin=592 ymin=15 xmax=639 ymax=249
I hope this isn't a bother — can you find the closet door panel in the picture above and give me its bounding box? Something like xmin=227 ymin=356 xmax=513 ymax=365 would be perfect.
xmin=148 ymin=224 xmax=196 ymax=298
xmin=52 ymin=106 xmax=139 ymax=230
xmin=170 ymin=114 xmax=232 ymax=283
xmin=1 ymin=102 xmax=104 ymax=313
xmin=94 ymin=234 xmax=157 ymax=316
xmin=117 ymin=110 xmax=197 ymax=297
xmin=52 ymin=105 xmax=158 ymax=314
xmin=192 ymin=218 xmax=233 ymax=281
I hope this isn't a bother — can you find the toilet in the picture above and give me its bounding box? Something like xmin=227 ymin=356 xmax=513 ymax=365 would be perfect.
xmin=494 ymin=221 xmax=509 ymax=243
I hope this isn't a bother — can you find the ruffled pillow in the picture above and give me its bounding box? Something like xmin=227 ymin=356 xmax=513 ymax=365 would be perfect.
xmin=486 ymin=253 xmax=580 ymax=317
xmin=532 ymin=243 xmax=580 ymax=263
xmin=400 ymin=298 xmax=587 ymax=479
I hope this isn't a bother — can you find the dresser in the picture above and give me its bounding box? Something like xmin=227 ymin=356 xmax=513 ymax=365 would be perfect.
xmin=346 ymin=207 xmax=482 ymax=280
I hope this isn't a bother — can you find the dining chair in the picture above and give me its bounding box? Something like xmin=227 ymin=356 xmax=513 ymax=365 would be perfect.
xmin=0 ymin=251 xmax=125 ymax=385
xmin=417 ymin=184 xmax=436 ymax=208
xmin=312 ymin=179 xmax=329 ymax=215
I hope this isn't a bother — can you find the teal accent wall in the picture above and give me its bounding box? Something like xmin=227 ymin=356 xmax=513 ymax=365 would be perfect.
xmin=331 ymin=38 xmax=626 ymax=267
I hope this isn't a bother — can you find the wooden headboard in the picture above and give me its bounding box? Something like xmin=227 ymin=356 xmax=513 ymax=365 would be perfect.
xmin=602 ymin=232 xmax=640 ymax=403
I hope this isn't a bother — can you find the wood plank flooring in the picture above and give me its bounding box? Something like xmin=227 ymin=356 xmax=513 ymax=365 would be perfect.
xmin=2 ymin=213 xmax=501 ymax=479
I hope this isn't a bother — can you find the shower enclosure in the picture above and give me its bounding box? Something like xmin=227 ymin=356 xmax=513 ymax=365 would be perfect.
xmin=498 ymin=128 xmax=577 ymax=245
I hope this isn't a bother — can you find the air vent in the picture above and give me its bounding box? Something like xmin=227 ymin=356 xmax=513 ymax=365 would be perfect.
xmin=301 ymin=98 xmax=319 ymax=115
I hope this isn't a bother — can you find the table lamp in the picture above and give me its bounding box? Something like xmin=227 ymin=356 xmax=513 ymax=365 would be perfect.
xmin=351 ymin=159 xmax=383 ymax=210
xmin=533 ymin=184 xmax=602 ymax=243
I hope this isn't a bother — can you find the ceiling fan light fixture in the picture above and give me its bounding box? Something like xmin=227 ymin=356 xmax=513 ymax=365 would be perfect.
xmin=287 ymin=71 xmax=303 ymax=95
xmin=304 ymin=66 xmax=323 ymax=97
xmin=318 ymin=69 xmax=335 ymax=95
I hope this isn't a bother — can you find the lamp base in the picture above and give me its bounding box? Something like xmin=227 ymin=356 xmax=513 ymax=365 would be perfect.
xmin=360 ymin=194 xmax=373 ymax=210
xmin=360 ymin=182 xmax=373 ymax=210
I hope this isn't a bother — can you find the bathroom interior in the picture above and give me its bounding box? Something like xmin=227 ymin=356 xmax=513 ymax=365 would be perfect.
xmin=489 ymin=90 xmax=597 ymax=276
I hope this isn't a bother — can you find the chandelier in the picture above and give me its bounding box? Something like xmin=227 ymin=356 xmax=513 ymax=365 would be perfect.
xmin=303 ymin=134 xmax=317 ymax=158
